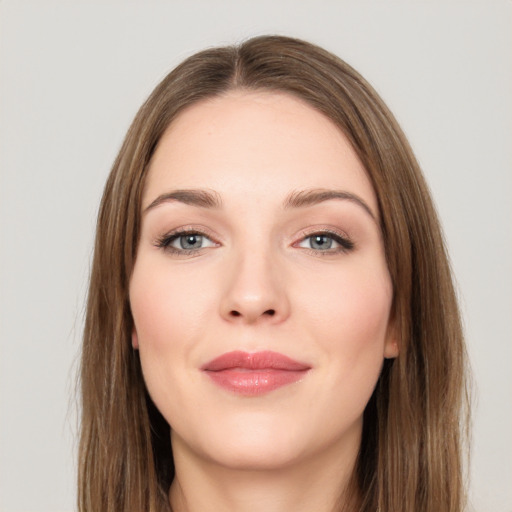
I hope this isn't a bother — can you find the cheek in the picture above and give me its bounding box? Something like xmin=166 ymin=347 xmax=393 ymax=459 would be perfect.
xmin=129 ymin=261 xmax=198 ymax=396
xmin=307 ymin=267 xmax=392 ymax=421
xmin=297 ymin=258 xmax=392 ymax=366
xmin=130 ymin=259 xmax=210 ymax=351
xmin=129 ymin=259 xmax=212 ymax=424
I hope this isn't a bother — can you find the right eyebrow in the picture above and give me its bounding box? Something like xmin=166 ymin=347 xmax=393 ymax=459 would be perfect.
xmin=143 ymin=189 xmax=222 ymax=214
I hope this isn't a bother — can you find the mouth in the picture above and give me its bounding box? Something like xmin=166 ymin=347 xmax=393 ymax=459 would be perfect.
xmin=201 ymin=350 xmax=311 ymax=396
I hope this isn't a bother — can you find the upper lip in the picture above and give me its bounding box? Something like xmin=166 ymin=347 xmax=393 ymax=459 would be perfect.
xmin=201 ymin=350 xmax=311 ymax=372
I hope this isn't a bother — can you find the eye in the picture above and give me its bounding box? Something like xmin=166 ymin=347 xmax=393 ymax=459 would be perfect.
xmin=156 ymin=230 xmax=217 ymax=254
xmin=297 ymin=231 xmax=354 ymax=253
xmin=172 ymin=233 xmax=214 ymax=250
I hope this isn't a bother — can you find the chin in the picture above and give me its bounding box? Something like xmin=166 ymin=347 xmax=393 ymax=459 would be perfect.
xmin=206 ymin=439 xmax=305 ymax=472
xmin=171 ymin=410 xmax=312 ymax=470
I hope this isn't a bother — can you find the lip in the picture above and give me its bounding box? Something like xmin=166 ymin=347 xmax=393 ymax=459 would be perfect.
xmin=201 ymin=350 xmax=311 ymax=396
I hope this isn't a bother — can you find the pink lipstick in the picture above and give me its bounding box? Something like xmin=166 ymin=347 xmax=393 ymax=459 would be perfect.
xmin=201 ymin=351 xmax=311 ymax=396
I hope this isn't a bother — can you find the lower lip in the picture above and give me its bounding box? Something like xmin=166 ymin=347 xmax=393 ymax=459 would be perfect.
xmin=204 ymin=368 xmax=309 ymax=396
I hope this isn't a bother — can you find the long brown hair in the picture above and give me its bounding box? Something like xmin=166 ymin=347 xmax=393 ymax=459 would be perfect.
xmin=78 ymin=35 xmax=470 ymax=512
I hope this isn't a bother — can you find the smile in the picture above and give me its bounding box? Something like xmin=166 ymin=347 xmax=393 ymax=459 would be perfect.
xmin=201 ymin=350 xmax=311 ymax=396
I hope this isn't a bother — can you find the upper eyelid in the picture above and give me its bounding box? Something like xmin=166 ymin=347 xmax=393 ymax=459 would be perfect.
xmin=167 ymin=230 xmax=215 ymax=242
xmin=301 ymin=233 xmax=352 ymax=246
xmin=158 ymin=225 xmax=220 ymax=241
xmin=153 ymin=227 xmax=221 ymax=253
xmin=291 ymin=226 xmax=352 ymax=242
xmin=291 ymin=227 xmax=355 ymax=251
xmin=154 ymin=233 xmax=218 ymax=260
xmin=153 ymin=225 xmax=353 ymax=248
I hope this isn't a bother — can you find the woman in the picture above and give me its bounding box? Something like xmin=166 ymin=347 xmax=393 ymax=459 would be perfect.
xmin=78 ymin=35 xmax=470 ymax=512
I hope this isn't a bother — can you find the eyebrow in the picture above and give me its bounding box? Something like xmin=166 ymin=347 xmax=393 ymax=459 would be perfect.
xmin=143 ymin=187 xmax=377 ymax=221
xmin=144 ymin=189 xmax=222 ymax=213
xmin=284 ymin=188 xmax=377 ymax=221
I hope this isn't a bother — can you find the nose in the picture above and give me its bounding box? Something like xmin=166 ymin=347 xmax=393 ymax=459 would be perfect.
xmin=219 ymin=246 xmax=290 ymax=325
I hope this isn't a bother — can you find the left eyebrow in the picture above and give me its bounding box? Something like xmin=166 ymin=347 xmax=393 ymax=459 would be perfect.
xmin=283 ymin=188 xmax=377 ymax=222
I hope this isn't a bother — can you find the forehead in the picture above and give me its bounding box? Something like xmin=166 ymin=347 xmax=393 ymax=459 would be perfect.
xmin=144 ymin=90 xmax=378 ymax=213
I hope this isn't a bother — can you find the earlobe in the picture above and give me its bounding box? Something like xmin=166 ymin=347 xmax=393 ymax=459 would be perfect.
xmin=384 ymin=320 xmax=400 ymax=359
xmin=131 ymin=328 xmax=139 ymax=350
xmin=384 ymin=338 xmax=399 ymax=359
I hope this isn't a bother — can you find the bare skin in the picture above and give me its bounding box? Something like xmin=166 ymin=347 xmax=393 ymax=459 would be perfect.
xmin=129 ymin=91 xmax=398 ymax=512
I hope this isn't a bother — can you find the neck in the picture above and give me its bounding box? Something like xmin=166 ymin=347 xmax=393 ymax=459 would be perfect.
xmin=169 ymin=430 xmax=361 ymax=512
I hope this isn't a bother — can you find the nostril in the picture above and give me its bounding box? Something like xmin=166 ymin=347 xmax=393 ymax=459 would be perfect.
xmin=228 ymin=309 xmax=275 ymax=318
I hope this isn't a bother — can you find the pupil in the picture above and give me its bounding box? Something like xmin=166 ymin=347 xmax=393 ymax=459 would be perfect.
xmin=181 ymin=234 xmax=201 ymax=249
xmin=312 ymin=235 xmax=332 ymax=250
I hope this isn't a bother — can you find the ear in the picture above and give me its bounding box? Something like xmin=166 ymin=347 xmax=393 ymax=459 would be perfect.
xmin=383 ymin=319 xmax=400 ymax=359
xmin=131 ymin=328 xmax=139 ymax=350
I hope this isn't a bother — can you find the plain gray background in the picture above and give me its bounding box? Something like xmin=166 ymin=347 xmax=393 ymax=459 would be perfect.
xmin=0 ymin=1 xmax=510 ymax=511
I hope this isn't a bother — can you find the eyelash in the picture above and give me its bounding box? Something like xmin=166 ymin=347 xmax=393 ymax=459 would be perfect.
xmin=154 ymin=228 xmax=355 ymax=256
xmin=154 ymin=228 xmax=218 ymax=256
xmin=295 ymin=229 xmax=355 ymax=255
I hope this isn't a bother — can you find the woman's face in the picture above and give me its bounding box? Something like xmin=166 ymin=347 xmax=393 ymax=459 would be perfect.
xmin=130 ymin=91 xmax=397 ymax=471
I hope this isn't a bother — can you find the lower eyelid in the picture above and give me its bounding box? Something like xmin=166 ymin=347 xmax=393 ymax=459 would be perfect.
xmin=170 ymin=234 xmax=217 ymax=249
xmin=154 ymin=225 xmax=218 ymax=245
xmin=161 ymin=233 xmax=214 ymax=249
xmin=154 ymin=227 xmax=354 ymax=254
xmin=295 ymin=230 xmax=354 ymax=249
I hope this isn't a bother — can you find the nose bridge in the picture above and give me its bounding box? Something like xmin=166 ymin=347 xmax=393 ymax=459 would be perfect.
xmin=220 ymin=235 xmax=289 ymax=324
